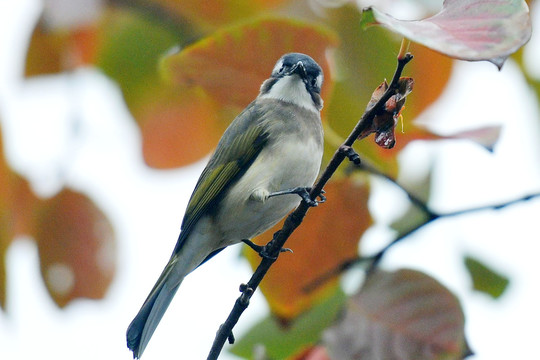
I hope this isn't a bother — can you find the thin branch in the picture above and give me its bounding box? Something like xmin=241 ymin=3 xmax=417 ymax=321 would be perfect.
xmin=368 ymin=191 xmax=540 ymax=270
xmin=305 ymin=177 xmax=540 ymax=289
xmin=206 ymin=54 xmax=414 ymax=360
xmin=351 ymin=159 xmax=436 ymax=219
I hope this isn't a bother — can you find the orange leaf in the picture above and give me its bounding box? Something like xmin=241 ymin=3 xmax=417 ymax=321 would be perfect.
xmin=0 ymin=176 xmax=38 ymax=309
xmin=33 ymin=189 xmax=116 ymax=307
xmin=148 ymin=17 xmax=337 ymax=168
xmin=0 ymin=126 xmax=40 ymax=309
xmin=25 ymin=24 xmax=99 ymax=76
xmin=246 ymin=178 xmax=371 ymax=320
xmin=161 ymin=18 xmax=338 ymax=110
xmin=138 ymin=86 xmax=225 ymax=169
xmin=406 ymin=43 xmax=454 ymax=119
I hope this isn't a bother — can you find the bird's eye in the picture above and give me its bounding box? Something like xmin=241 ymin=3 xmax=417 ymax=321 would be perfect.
xmin=311 ymin=78 xmax=318 ymax=87
xmin=278 ymin=66 xmax=285 ymax=74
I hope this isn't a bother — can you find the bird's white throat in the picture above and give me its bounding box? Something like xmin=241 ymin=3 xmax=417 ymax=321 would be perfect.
xmin=260 ymin=75 xmax=319 ymax=113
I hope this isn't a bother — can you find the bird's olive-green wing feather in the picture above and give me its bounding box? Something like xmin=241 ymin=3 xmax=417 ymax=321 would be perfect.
xmin=173 ymin=112 xmax=268 ymax=254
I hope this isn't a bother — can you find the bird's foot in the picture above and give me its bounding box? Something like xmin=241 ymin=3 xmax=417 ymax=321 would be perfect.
xmin=242 ymin=239 xmax=292 ymax=260
xmin=268 ymin=187 xmax=326 ymax=207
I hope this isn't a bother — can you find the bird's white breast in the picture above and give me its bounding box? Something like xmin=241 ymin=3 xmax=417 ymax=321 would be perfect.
xmin=214 ymin=133 xmax=322 ymax=246
xmin=260 ymin=75 xmax=319 ymax=114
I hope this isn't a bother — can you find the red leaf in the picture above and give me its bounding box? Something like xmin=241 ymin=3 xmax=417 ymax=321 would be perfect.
xmin=445 ymin=125 xmax=502 ymax=152
xmin=34 ymin=189 xmax=116 ymax=307
xmin=323 ymin=269 xmax=470 ymax=360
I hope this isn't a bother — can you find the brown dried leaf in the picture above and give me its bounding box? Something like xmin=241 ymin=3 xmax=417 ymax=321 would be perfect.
xmin=360 ymin=77 xmax=414 ymax=149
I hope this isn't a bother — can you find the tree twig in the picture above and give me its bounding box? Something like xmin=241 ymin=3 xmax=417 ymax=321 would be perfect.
xmin=367 ymin=191 xmax=540 ymax=271
xmin=206 ymin=53 xmax=414 ymax=360
xmin=304 ymin=156 xmax=540 ymax=290
xmin=356 ymin=160 xmax=436 ymax=219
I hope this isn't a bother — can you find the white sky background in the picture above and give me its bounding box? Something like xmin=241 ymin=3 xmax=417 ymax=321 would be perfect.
xmin=1 ymin=0 xmax=540 ymax=360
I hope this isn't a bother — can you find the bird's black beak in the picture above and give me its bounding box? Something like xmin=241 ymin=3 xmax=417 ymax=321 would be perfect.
xmin=288 ymin=61 xmax=307 ymax=78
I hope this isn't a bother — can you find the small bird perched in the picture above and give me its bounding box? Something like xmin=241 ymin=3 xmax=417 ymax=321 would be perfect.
xmin=126 ymin=53 xmax=325 ymax=358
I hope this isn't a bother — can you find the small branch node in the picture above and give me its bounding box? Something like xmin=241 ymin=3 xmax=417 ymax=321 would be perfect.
xmin=239 ymin=287 xmax=253 ymax=306
xmin=339 ymin=145 xmax=362 ymax=165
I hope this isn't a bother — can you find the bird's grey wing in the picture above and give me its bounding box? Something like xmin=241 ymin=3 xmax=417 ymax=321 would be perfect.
xmin=173 ymin=104 xmax=268 ymax=254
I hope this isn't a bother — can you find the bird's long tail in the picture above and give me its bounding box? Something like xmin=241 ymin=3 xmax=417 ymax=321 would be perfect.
xmin=126 ymin=256 xmax=187 ymax=359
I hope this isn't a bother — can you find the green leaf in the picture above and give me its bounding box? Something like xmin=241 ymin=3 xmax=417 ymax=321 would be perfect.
xmin=359 ymin=6 xmax=377 ymax=30
xmin=361 ymin=0 xmax=532 ymax=68
xmin=230 ymin=288 xmax=347 ymax=359
xmin=464 ymin=255 xmax=509 ymax=299
xmin=96 ymin=9 xmax=182 ymax=107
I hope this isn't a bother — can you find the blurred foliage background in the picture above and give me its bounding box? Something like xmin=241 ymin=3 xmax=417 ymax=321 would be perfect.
xmin=0 ymin=0 xmax=539 ymax=359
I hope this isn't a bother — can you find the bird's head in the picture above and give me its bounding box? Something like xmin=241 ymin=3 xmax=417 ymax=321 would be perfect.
xmin=259 ymin=53 xmax=324 ymax=112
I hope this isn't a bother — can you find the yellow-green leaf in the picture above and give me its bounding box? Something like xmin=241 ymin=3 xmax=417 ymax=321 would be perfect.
xmin=149 ymin=0 xmax=290 ymax=30
xmin=464 ymin=255 xmax=509 ymax=299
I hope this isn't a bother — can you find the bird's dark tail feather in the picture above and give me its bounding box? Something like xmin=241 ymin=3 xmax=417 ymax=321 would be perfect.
xmin=126 ymin=296 xmax=156 ymax=358
xmin=126 ymin=263 xmax=181 ymax=359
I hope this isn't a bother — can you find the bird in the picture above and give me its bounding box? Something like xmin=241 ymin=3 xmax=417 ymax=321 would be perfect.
xmin=126 ymin=52 xmax=325 ymax=358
